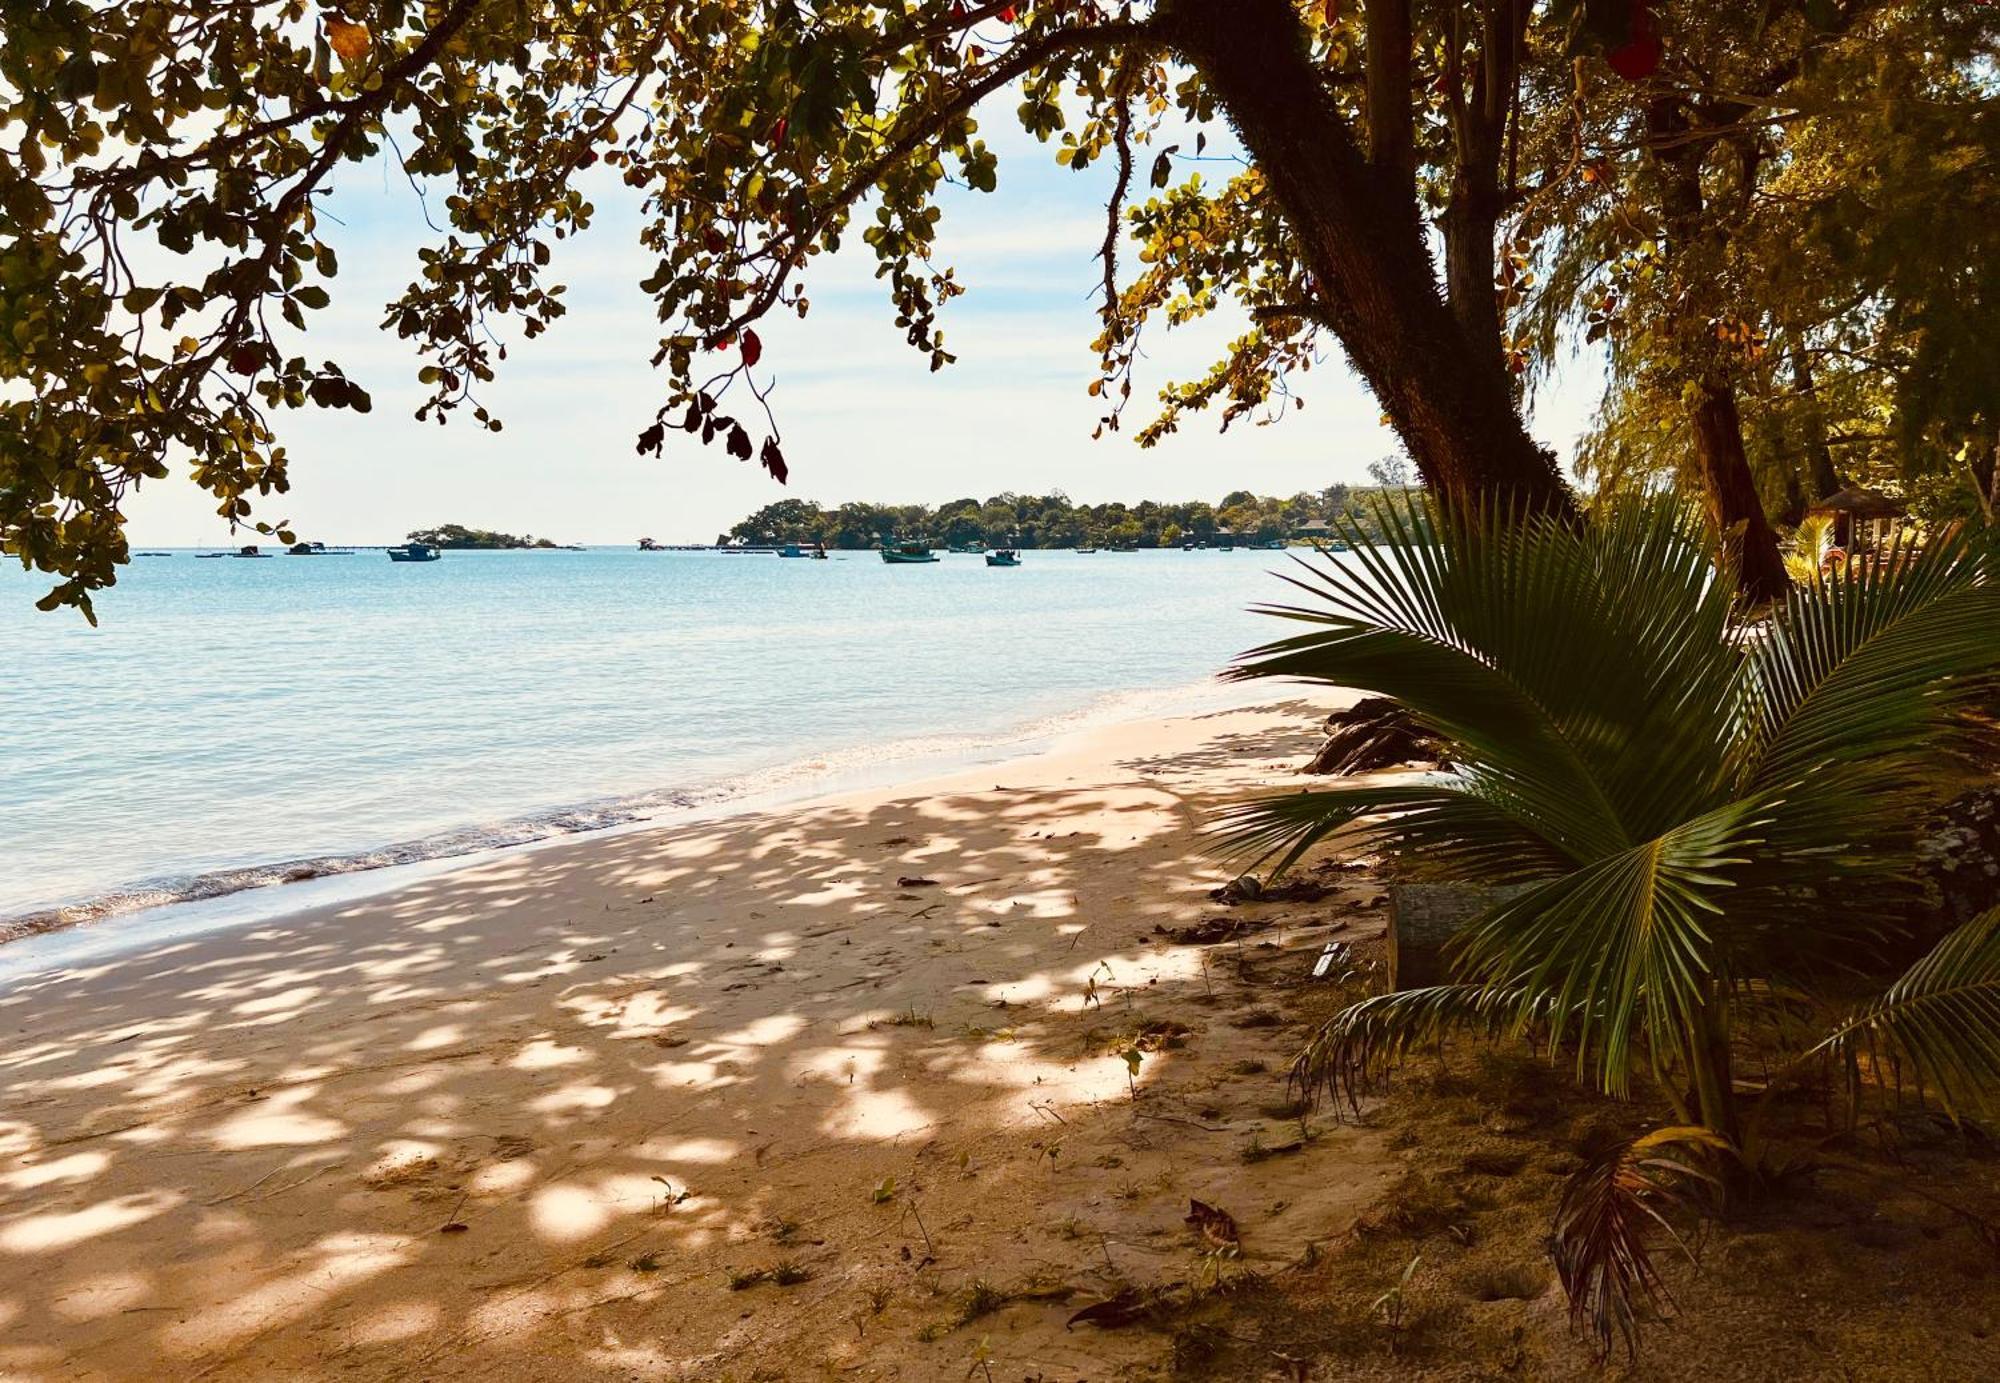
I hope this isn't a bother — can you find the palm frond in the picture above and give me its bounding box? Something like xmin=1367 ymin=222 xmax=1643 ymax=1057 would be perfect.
xmin=1289 ymin=983 xmax=1557 ymax=1113
xmin=1228 ymin=495 xmax=1748 ymax=861
xmin=1750 ymin=525 xmax=1999 ymax=792
xmin=1453 ymin=798 xmax=1776 ymax=1097
xmin=1552 ymin=1126 xmax=1725 ymax=1359
xmin=1814 ymin=906 xmax=2000 ymax=1121
xmin=1210 ymin=782 xmax=1575 ymax=881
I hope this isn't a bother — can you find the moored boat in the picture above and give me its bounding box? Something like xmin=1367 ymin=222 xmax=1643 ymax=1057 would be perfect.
xmin=387 ymin=543 xmax=441 ymax=563
xmin=985 ymin=548 xmax=1021 ymax=567
xmin=880 ymin=541 xmax=939 ymax=564
xmin=778 ymin=543 xmax=807 ymax=558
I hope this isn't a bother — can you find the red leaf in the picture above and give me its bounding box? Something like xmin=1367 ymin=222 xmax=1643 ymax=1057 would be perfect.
xmin=1606 ymin=5 xmax=1659 ymax=80
xmin=741 ymin=328 xmax=762 ymax=367
xmin=1606 ymin=33 xmax=1660 ymax=78
xmin=998 ymin=5 xmax=1016 ymax=21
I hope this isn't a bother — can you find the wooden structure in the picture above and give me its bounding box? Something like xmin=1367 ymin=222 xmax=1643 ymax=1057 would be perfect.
xmin=1806 ymin=486 xmax=1905 ymax=552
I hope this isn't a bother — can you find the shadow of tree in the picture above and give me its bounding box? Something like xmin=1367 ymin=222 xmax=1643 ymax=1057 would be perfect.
xmin=0 ymin=702 xmax=1392 ymax=1379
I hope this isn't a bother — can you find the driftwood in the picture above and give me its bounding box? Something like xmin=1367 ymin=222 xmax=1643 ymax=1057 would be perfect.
xmin=1303 ymin=697 xmax=1449 ymax=775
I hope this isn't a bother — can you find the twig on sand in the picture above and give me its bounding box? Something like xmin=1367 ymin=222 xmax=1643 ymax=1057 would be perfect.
xmin=204 ymin=1163 xmax=287 ymax=1205
xmin=1133 ymin=1111 xmax=1232 ymax=1133
xmin=904 ymin=1199 xmax=936 ymax=1261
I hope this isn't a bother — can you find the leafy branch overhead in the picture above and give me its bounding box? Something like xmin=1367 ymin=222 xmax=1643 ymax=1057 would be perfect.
xmin=8 ymin=1 xmax=1987 ymax=616
xmin=2 ymin=0 xmax=1596 ymax=618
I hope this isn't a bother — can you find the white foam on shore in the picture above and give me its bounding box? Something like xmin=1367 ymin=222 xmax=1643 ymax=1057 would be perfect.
xmin=0 ymin=676 xmax=1276 ymax=976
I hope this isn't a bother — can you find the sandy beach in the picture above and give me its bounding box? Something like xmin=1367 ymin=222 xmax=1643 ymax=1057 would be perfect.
xmin=0 ymin=694 xmax=1401 ymax=1381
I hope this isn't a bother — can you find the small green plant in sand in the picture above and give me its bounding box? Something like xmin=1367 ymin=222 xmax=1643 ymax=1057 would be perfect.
xmin=1372 ymin=1253 xmax=1422 ymax=1356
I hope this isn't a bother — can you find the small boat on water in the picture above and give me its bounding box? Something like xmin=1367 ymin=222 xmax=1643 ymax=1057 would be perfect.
xmin=1259 ymin=538 xmax=1286 ymax=550
xmin=985 ymin=548 xmax=1021 ymax=567
xmin=880 ymin=540 xmax=939 ymax=565
xmin=811 ymin=540 xmax=829 ymax=560
xmin=778 ymin=543 xmax=807 ymax=558
xmin=1076 ymin=545 xmax=1098 ymax=554
xmin=387 ymin=543 xmax=441 ymax=563
xmin=949 ymin=542 xmax=984 ymax=555
xmin=135 ymin=551 xmax=173 ymax=558
xmin=234 ymin=544 xmax=271 ymax=558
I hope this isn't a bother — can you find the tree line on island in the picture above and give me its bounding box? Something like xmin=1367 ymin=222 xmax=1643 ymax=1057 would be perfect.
xmin=719 ymin=475 xmax=1409 ymax=551
xmin=404 ymin=524 xmax=566 ymax=550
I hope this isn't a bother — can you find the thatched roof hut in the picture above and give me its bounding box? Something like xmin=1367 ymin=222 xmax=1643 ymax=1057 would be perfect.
xmin=1806 ymin=487 xmax=1905 ymax=550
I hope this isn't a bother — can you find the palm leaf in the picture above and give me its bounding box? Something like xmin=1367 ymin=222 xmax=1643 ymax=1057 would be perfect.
xmin=1552 ymin=1126 xmax=1726 ymax=1359
xmin=1813 ymin=905 xmax=2000 ymax=1120
xmin=1289 ymin=982 xmax=1557 ymax=1113
xmin=1229 ymin=496 xmax=1747 ymax=861
xmin=1750 ymin=525 xmax=1998 ymax=791
xmin=1211 ymin=782 xmax=1574 ymax=881
xmin=1451 ymin=797 xmax=1776 ymax=1097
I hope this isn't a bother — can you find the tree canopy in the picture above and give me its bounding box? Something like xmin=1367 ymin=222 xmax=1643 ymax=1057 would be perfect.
xmin=4 ymin=0 xmax=1989 ymax=616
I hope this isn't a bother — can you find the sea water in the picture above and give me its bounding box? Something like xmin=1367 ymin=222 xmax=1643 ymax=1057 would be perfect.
xmin=1 ymin=547 xmax=1317 ymax=935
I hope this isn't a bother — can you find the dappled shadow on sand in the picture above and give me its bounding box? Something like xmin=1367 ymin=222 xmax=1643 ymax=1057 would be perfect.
xmin=0 ymin=703 xmax=1392 ymax=1380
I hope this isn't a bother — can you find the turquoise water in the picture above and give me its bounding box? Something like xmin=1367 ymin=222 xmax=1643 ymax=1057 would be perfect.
xmin=1 ymin=547 xmax=1300 ymax=932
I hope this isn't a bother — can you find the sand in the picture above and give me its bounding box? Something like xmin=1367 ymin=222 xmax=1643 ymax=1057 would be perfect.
xmin=0 ymin=695 xmax=1401 ymax=1381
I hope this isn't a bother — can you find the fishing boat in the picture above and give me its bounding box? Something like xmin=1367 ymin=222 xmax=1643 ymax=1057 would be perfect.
xmin=778 ymin=543 xmax=807 ymax=558
xmin=880 ymin=540 xmax=939 ymax=565
xmin=1075 ymin=545 xmax=1098 ymax=554
xmin=949 ymin=542 xmax=985 ymax=555
xmin=985 ymin=548 xmax=1021 ymax=567
xmin=387 ymin=543 xmax=441 ymax=563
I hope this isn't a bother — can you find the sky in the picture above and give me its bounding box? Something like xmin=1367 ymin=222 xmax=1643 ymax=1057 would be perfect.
xmin=121 ymin=103 xmax=1606 ymax=547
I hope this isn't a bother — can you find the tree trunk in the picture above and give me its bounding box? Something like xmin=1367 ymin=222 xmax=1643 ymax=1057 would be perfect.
xmin=1690 ymin=377 xmax=1791 ymax=603
xmin=1646 ymin=97 xmax=1787 ymax=598
xmin=1791 ymin=346 xmax=1841 ymax=501
xmin=1161 ymin=0 xmax=1575 ymax=519
xmin=1439 ymin=0 xmax=1526 ymax=381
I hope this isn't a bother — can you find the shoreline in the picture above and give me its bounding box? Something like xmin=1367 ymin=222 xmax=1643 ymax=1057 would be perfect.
xmin=0 ymin=691 xmax=1389 ymax=1382
xmin=0 ymin=675 xmax=1283 ymax=969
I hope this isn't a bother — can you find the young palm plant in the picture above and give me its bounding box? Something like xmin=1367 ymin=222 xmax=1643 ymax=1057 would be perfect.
xmin=1219 ymin=497 xmax=1999 ymax=1347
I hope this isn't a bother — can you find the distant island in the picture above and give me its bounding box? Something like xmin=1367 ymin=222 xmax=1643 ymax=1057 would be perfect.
xmin=716 ymin=481 xmax=1414 ymax=551
xmin=406 ymin=525 xmax=565 ymax=550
